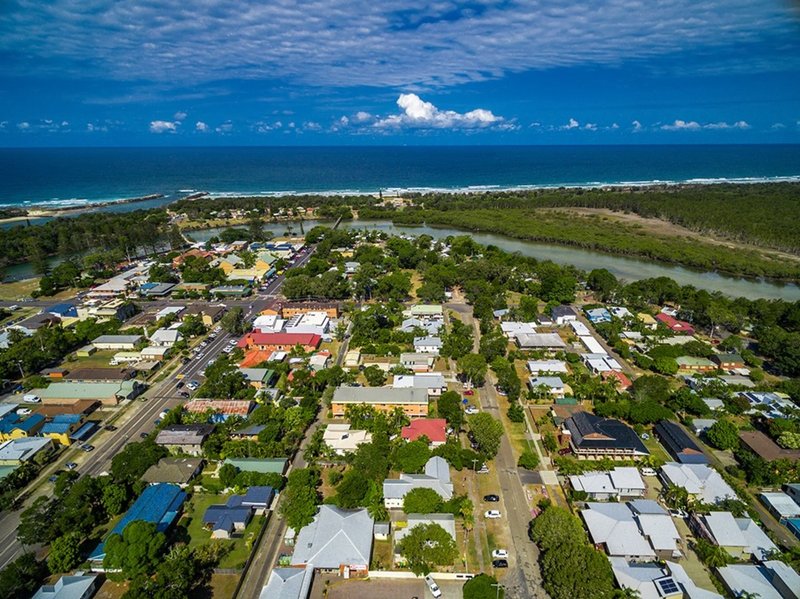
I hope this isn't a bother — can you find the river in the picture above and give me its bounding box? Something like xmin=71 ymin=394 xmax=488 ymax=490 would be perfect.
xmin=184 ymin=219 xmax=800 ymax=301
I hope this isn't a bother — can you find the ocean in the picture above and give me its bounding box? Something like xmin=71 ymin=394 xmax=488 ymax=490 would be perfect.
xmin=1 ymin=145 xmax=799 ymax=208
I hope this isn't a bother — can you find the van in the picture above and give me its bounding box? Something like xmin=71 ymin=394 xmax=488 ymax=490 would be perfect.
xmin=22 ymin=394 xmax=41 ymax=404
xmin=424 ymin=575 xmax=442 ymax=598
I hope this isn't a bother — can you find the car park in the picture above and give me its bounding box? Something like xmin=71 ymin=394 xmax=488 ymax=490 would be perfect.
xmin=485 ymin=510 xmax=501 ymax=519
xmin=492 ymin=559 xmax=509 ymax=568
xmin=484 ymin=494 xmax=500 ymax=502
xmin=424 ymin=575 xmax=442 ymax=598
xmin=492 ymin=549 xmax=508 ymax=559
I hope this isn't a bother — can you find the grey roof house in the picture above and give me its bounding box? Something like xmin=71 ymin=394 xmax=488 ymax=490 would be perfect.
xmin=383 ymin=456 xmax=453 ymax=509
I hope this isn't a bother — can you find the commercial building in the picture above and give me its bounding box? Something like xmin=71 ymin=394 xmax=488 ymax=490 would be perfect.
xmin=237 ymin=332 xmax=322 ymax=353
xmin=91 ymin=334 xmax=143 ymax=350
xmin=278 ymin=301 xmax=340 ymax=319
xmin=32 ymin=380 xmax=145 ymax=406
xmin=331 ymin=387 xmax=429 ymax=419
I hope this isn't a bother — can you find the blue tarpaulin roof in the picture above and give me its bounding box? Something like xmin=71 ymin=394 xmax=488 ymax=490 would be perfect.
xmin=89 ymin=483 xmax=186 ymax=561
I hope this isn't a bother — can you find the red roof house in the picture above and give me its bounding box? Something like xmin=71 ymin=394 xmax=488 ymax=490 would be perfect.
xmin=401 ymin=418 xmax=447 ymax=446
xmin=655 ymin=313 xmax=695 ymax=335
xmin=237 ymin=332 xmax=322 ymax=353
xmin=601 ymin=370 xmax=632 ymax=391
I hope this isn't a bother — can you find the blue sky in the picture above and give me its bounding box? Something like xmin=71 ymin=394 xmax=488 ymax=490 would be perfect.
xmin=0 ymin=0 xmax=799 ymax=146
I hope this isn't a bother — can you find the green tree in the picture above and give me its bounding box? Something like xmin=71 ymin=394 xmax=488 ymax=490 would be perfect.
xmin=220 ymin=307 xmax=246 ymax=335
xmin=279 ymin=468 xmax=320 ymax=531
xmin=518 ymin=450 xmax=540 ymax=470
xmin=542 ymin=431 xmax=558 ymax=453
xmin=335 ymin=470 xmax=371 ymax=508
xmin=103 ymin=521 xmax=167 ymax=580
xmin=706 ymin=419 xmax=739 ymax=450
xmin=396 ymin=523 xmax=458 ymax=575
xmin=403 ymin=488 xmax=444 ymax=514
xmin=111 ymin=439 xmax=168 ymax=485
xmin=102 ymin=483 xmax=128 ymax=516
xmin=631 ymin=375 xmax=671 ymax=404
xmin=587 ymin=269 xmax=619 ymax=302
xmin=218 ymin=462 xmax=239 ymax=488
xmin=0 ymin=553 xmax=47 ymax=599
xmin=463 ymin=574 xmax=504 ymax=599
xmin=363 ymin=365 xmax=387 ymax=387
xmin=437 ymin=390 xmax=464 ymax=429
xmin=442 ymin=319 xmax=474 ymax=360
xmin=47 ymin=532 xmax=83 ymax=574
xmin=392 ymin=440 xmax=431 ymax=473
xmin=457 ymin=353 xmax=487 ymax=386
xmin=469 ymin=413 xmax=504 ymax=458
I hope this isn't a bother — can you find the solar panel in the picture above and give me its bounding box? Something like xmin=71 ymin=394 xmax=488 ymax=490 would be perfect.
xmin=656 ymin=577 xmax=680 ymax=596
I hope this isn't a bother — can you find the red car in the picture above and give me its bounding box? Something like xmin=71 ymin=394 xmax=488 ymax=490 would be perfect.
xmin=463 ymin=389 xmax=474 ymax=396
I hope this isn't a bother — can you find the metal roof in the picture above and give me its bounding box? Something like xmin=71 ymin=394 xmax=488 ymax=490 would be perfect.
xmin=290 ymin=505 xmax=374 ymax=569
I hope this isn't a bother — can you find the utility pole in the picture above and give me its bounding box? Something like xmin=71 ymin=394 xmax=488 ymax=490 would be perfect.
xmin=492 ymin=583 xmax=504 ymax=599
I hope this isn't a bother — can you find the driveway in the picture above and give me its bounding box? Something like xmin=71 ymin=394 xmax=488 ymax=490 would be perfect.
xmin=311 ymin=576 xmax=464 ymax=599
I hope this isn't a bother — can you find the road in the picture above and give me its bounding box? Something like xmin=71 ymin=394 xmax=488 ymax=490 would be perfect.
xmin=0 ymin=247 xmax=316 ymax=568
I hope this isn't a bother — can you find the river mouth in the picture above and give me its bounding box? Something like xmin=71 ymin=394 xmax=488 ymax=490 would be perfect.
xmin=184 ymin=219 xmax=800 ymax=301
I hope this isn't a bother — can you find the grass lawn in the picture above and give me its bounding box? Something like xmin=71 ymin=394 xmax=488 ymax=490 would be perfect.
xmin=183 ymin=492 xmax=263 ymax=570
xmin=62 ymin=350 xmax=121 ymax=369
xmin=0 ymin=306 xmax=37 ymax=326
xmin=0 ymin=278 xmax=40 ymax=300
xmin=371 ymin=539 xmax=393 ymax=570
xmin=641 ymin=432 xmax=670 ymax=463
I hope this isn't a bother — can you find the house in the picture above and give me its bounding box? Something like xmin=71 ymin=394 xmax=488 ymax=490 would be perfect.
xmin=586 ymin=308 xmax=612 ymax=324
xmin=323 ymin=423 xmax=373 ymax=455
xmin=703 ymin=398 xmax=725 ymax=412
xmin=400 ymin=352 xmax=434 ymax=372
xmin=568 ymin=467 xmax=646 ymax=500
xmin=691 ymin=419 xmax=717 ymax=434
xmin=401 ymin=418 xmax=447 ymax=447
xmin=392 ymin=373 xmax=447 ymax=397
xmin=654 ymin=420 xmax=708 ymax=464
xmin=141 ymin=282 xmax=176 ymax=297
xmin=403 ymin=305 xmax=444 ymax=320
xmin=609 ymin=558 xmax=723 ymax=599
xmin=551 ymin=305 xmax=578 ymax=325
xmin=528 ymin=376 xmax=566 ymax=399
xmin=717 ymin=561 xmax=800 ymax=599
xmin=204 ymin=499 xmax=253 ymax=538
xmin=149 ymin=328 xmax=182 ymax=348
xmin=399 ymin=317 xmax=442 ymax=335
xmin=527 ymin=360 xmax=568 ymax=375
xmin=332 ymin=387 xmax=429 ymax=419
xmin=155 ymin=424 xmax=215 ymax=455
xmin=691 ymin=511 xmax=777 ymax=560
xmin=711 ymin=353 xmax=745 ymax=370
xmin=278 ymin=301 xmax=340 ymax=319
xmin=0 ymin=437 xmax=54 ymax=465
xmin=33 ymin=380 xmax=145 ymax=406
xmin=89 ymin=483 xmax=186 ymax=561
xmin=231 ymin=424 xmax=266 ymax=441
xmin=33 ymin=573 xmax=99 ymax=599
xmin=183 ymin=304 xmax=225 ymax=326
xmin=47 ymin=303 xmax=78 ymax=319
xmin=581 ymin=501 xmax=681 ymax=561
xmin=676 ymin=356 xmax=716 ymax=372
xmin=785 ymin=483 xmax=800 ymax=504
xmin=500 ymin=322 xmax=538 ymax=339
xmin=739 ymin=391 xmax=796 ymax=419
xmin=373 ymin=522 xmax=390 ymax=541
xmin=240 ymin=485 xmax=275 ymax=514
xmin=413 ymin=336 xmax=442 ymax=355
xmin=309 ymin=351 xmax=331 ymax=371
xmin=223 ymin=457 xmax=288 ymax=475
xmin=172 ymin=248 xmax=213 ymax=268
xmin=184 ymin=400 xmax=255 ymax=422
xmin=383 ymin=456 xmax=453 ymax=509
xmin=237 ymin=332 xmax=322 ymax=353
xmin=259 ymin=566 xmax=314 ymax=599
xmin=562 ymin=411 xmax=650 ymax=460
xmin=41 ymin=414 xmax=83 ymax=446
xmin=344 ymin=350 xmax=362 ymax=369
xmin=515 ymin=332 xmax=566 ymax=350
xmin=655 ymin=313 xmax=695 ymax=335
xmin=0 ymin=413 xmax=45 ymax=440
xmin=570 ymin=320 xmax=592 ymax=336
xmin=659 ymin=462 xmax=737 ymax=505
xmin=601 ymin=370 xmax=633 ymax=391
xmin=637 ymin=313 xmax=658 ymax=330
xmin=582 ymin=353 xmax=624 ymax=374
xmin=394 ymin=514 xmax=456 ymax=562
xmin=91 ymin=334 xmax=143 ymax=350
xmin=142 ymin=457 xmax=204 ymax=487
xmin=12 ymin=312 xmax=61 ymax=334
xmin=760 ymin=492 xmax=800 ymax=523
xmin=64 ymin=367 xmax=133 ymax=383
xmin=290 ymin=505 xmax=374 ymax=577
xmin=239 ymin=368 xmax=276 ymax=389
xmin=580 ymin=335 xmax=607 ymax=354
xmin=739 ymin=430 xmax=800 ymax=462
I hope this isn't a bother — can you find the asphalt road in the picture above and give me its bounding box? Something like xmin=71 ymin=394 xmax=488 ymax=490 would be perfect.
xmin=0 ymin=247 xmax=315 ymax=568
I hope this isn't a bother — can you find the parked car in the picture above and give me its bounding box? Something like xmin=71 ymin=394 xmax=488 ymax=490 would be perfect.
xmin=80 ymin=444 xmax=94 ymax=452
xmin=669 ymin=508 xmax=688 ymax=519
xmin=139 ymin=432 xmax=149 ymax=438
xmin=104 ymin=424 xmax=117 ymax=431
xmin=465 ymin=405 xmax=478 ymax=415
xmin=424 ymin=575 xmax=442 ymax=599
xmin=15 ymin=408 xmax=32 ymax=416
xmin=22 ymin=394 xmax=41 ymax=404
xmin=492 ymin=549 xmax=509 ymax=559
xmin=463 ymin=389 xmax=474 ymax=396
xmin=65 ymin=462 xmax=78 ymax=470
xmin=176 ymin=382 xmax=184 ymax=389
xmin=484 ymin=510 xmax=501 ymax=519
xmin=483 ymin=494 xmax=500 ymax=502
xmin=180 ymin=391 xmax=190 ymax=398
xmin=478 ymin=464 xmax=490 ymax=474
xmin=641 ymin=467 xmax=657 ymax=477
xmin=492 ymin=559 xmax=509 ymax=568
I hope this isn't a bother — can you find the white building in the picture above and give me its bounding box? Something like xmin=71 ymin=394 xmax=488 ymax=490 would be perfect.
xmin=527 ymin=360 xmax=568 ymax=375
xmin=413 ymin=336 xmax=442 ymax=355
xmin=253 ymin=314 xmax=285 ymax=333
xmin=392 ymin=373 xmax=447 ymax=397
xmin=568 ymin=467 xmax=646 ymax=500
xmin=659 ymin=463 xmax=737 ymax=505
xmin=149 ymin=328 xmax=182 ymax=348
xmin=283 ymin=311 xmax=330 ymax=336
xmin=382 ymin=457 xmax=453 ymax=509
xmin=323 ymin=424 xmax=373 ymax=456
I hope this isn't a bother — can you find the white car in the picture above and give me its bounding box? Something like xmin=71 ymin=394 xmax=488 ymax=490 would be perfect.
xmin=15 ymin=408 xmax=32 ymax=416
xmin=485 ymin=510 xmax=502 ymax=519
xmin=424 ymin=575 xmax=442 ymax=598
xmin=492 ymin=549 xmax=509 ymax=559
xmin=640 ymin=467 xmax=657 ymax=477
xmin=465 ymin=405 xmax=478 ymax=415
xmin=228 ymin=339 xmax=238 ymax=346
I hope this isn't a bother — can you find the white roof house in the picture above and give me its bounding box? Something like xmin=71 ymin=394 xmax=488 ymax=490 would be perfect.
xmin=696 ymin=512 xmax=777 ymax=561
xmin=609 ymin=558 xmax=723 ymax=599
xmin=323 ymin=424 xmax=372 ymax=455
xmin=32 ymin=574 xmax=99 ymax=599
xmin=392 ymin=373 xmax=447 ymax=396
xmin=259 ymin=565 xmax=314 ymax=599
xmin=149 ymin=328 xmax=182 ymax=347
xmin=580 ymin=335 xmax=606 ymax=354
xmin=383 ymin=456 xmax=453 ymax=509
xmin=0 ymin=437 xmax=54 ymax=464
xmin=500 ymin=322 xmax=537 ymax=339
xmin=515 ymin=333 xmax=566 ymax=349
xmin=527 ymin=360 xmax=568 ymax=374
xmin=760 ymin=491 xmax=800 ymax=521
xmin=717 ymin=562 xmax=800 ymax=599
xmin=528 ymin=376 xmax=565 ymax=397
xmin=569 ymin=321 xmax=591 ymax=336
xmin=413 ymin=336 xmax=443 ymax=354
xmin=394 ymin=513 xmax=456 ymax=545
xmin=569 ymin=467 xmax=646 ymax=500
xmin=659 ymin=463 xmax=737 ymax=505
xmin=290 ymin=506 xmax=374 ymax=572
xmin=253 ymin=314 xmax=285 ymax=333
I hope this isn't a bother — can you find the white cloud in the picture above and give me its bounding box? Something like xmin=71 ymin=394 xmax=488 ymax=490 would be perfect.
xmin=195 ymin=121 xmax=209 ymax=132
xmin=661 ymin=119 xmax=750 ymax=131
xmin=559 ymin=118 xmax=598 ymax=131
xmin=216 ymin=121 xmax=233 ymax=133
xmin=771 ymin=123 xmax=785 ymax=129
xmin=149 ymin=120 xmax=178 ymax=133
xmin=354 ymin=111 xmax=372 ymax=123
xmin=0 ymin=121 xmax=7 ymax=129
xmin=371 ymin=93 xmax=510 ymax=130
xmin=174 ymin=111 xmax=187 ymax=121
xmin=610 ymin=123 xmax=619 ymax=130
xmin=632 ymin=120 xmax=643 ymax=131
xmin=16 ymin=121 xmax=30 ymax=130
xmin=303 ymin=121 xmax=322 ymax=131
xmin=0 ymin=1 xmax=795 ymax=89
xmin=561 ymin=118 xmax=580 ymax=130
xmin=87 ymin=122 xmax=108 ymax=132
